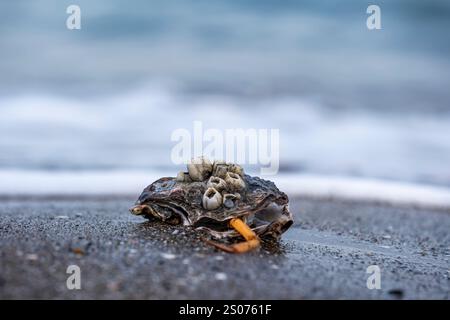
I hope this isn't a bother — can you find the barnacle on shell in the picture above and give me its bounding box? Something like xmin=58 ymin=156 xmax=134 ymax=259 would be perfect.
xmin=228 ymin=164 xmax=244 ymax=177
xmin=176 ymin=171 xmax=192 ymax=182
xmin=207 ymin=176 xmax=227 ymax=191
xmin=202 ymin=187 xmax=222 ymax=210
xmin=222 ymin=193 xmax=241 ymax=209
xmin=212 ymin=161 xmax=229 ymax=179
xmin=187 ymin=157 xmax=212 ymax=181
xmin=224 ymin=172 xmax=246 ymax=191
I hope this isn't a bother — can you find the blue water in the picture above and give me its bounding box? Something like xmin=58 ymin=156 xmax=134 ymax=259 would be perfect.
xmin=1 ymin=0 xmax=450 ymax=187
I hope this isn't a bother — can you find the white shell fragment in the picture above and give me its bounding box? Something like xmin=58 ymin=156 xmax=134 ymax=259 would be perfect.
xmin=215 ymin=272 xmax=227 ymax=281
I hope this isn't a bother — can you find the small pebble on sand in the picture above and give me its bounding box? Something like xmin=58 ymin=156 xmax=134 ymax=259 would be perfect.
xmin=25 ymin=254 xmax=38 ymax=261
xmin=161 ymin=253 xmax=176 ymax=260
xmin=215 ymin=273 xmax=227 ymax=281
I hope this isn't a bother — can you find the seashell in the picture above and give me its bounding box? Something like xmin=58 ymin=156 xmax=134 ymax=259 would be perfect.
xmin=131 ymin=160 xmax=293 ymax=250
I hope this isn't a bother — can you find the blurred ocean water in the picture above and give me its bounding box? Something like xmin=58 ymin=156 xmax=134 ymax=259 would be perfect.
xmin=1 ymin=0 xmax=450 ymax=189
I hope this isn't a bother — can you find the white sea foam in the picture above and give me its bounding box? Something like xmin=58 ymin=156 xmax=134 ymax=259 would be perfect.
xmin=1 ymin=89 xmax=450 ymax=185
xmin=1 ymin=170 xmax=450 ymax=209
xmin=274 ymin=174 xmax=450 ymax=209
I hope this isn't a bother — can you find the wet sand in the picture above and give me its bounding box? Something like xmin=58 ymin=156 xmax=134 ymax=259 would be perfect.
xmin=0 ymin=196 xmax=449 ymax=299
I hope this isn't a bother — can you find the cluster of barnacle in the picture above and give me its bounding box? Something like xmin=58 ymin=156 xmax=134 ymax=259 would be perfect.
xmin=176 ymin=157 xmax=246 ymax=210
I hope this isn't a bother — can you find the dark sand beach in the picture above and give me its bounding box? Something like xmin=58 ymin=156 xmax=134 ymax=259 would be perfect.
xmin=0 ymin=196 xmax=449 ymax=299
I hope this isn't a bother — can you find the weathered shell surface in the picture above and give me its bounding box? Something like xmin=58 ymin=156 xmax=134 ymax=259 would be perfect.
xmin=132 ymin=160 xmax=293 ymax=240
xmin=137 ymin=175 xmax=288 ymax=222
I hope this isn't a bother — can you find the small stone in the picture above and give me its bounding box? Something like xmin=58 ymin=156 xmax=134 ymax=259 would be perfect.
xmin=215 ymin=272 xmax=227 ymax=281
xmin=70 ymin=239 xmax=91 ymax=255
xmin=71 ymin=248 xmax=85 ymax=255
xmin=379 ymin=245 xmax=390 ymax=249
xmin=382 ymin=235 xmax=392 ymax=239
xmin=25 ymin=253 xmax=38 ymax=261
xmin=56 ymin=215 xmax=69 ymax=219
xmin=224 ymin=199 xmax=235 ymax=208
xmin=172 ymin=230 xmax=179 ymax=235
xmin=388 ymin=288 xmax=404 ymax=299
xmin=161 ymin=253 xmax=176 ymax=260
